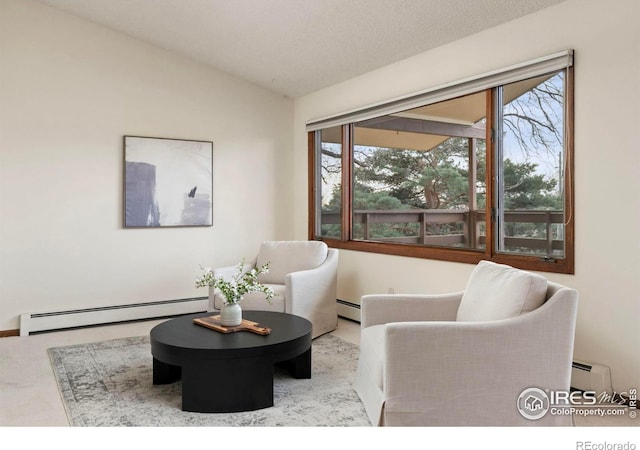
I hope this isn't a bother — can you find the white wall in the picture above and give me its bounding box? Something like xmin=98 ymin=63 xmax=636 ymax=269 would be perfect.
xmin=0 ymin=0 xmax=294 ymax=330
xmin=294 ymin=0 xmax=640 ymax=393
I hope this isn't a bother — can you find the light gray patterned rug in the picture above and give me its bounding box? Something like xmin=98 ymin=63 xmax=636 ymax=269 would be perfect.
xmin=48 ymin=334 xmax=370 ymax=427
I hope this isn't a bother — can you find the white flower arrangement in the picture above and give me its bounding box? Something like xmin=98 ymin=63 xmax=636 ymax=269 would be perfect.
xmin=195 ymin=260 xmax=274 ymax=305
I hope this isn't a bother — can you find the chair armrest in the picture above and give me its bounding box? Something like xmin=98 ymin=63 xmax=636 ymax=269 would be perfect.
xmin=213 ymin=260 xmax=256 ymax=281
xmin=382 ymin=293 xmax=578 ymax=425
xmin=360 ymin=293 xmax=463 ymax=329
xmin=285 ymin=249 xmax=338 ymax=314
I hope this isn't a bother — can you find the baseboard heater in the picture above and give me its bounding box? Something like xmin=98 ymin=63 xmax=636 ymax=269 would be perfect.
xmin=20 ymin=297 xmax=208 ymax=336
xmin=337 ymin=299 xmax=361 ymax=322
xmin=571 ymin=360 xmax=612 ymax=394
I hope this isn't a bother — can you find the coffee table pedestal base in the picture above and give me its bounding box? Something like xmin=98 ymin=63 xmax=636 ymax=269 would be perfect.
xmin=153 ymin=347 xmax=312 ymax=413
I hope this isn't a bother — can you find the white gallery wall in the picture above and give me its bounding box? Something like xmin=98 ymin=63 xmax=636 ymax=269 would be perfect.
xmin=0 ymin=0 xmax=294 ymax=330
xmin=294 ymin=0 xmax=640 ymax=392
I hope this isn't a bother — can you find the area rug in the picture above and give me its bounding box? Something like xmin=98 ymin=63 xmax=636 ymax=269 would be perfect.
xmin=48 ymin=334 xmax=370 ymax=427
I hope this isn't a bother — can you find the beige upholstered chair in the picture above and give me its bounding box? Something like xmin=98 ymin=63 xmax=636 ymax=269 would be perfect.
xmin=209 ymin=241 xmax=339 ymax=338
xmin=353 ymin=260 xmax=579 ymax=426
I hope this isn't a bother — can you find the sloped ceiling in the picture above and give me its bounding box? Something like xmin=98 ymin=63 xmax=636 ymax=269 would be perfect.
xmin=37 ymin=0 xmax=567 ymax=98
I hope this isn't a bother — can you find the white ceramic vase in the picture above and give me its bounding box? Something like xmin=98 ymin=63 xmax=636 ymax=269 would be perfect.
xmin=220 ymin=302 xmax=242 ymax=326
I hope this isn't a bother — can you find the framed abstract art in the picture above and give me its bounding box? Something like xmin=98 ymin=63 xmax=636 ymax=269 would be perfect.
xmin=124 ymin=136 xmax=213 ymax=227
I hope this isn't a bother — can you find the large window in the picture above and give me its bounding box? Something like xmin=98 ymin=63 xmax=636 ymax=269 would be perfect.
xmin=309 ymin=53 xmax=574 ymax=273
xmin=316 ymin=126 xmax=343 ymax=239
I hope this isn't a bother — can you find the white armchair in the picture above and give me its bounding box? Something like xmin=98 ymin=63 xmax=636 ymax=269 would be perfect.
xmin=353 ymin=260 xmax=579 ymax=426
xmin=209 ymin=241 xmax=339 ymax=338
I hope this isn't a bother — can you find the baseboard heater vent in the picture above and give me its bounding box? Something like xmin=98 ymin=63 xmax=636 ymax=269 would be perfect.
xmin=20 ymin=297 xmax=208 ymax=336
xmin=337 ymin=299 xmax=361 ymax=322
xmin=571 ymin=360 xmax=612 ymax=394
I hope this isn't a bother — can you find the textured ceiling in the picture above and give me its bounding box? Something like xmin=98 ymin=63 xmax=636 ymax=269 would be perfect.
xmin=36 ymin=0 xmax=566 ymax=98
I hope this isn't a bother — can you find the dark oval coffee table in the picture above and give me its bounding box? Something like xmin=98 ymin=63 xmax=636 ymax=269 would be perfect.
xmin=150 ymin=311 xmax=312 ymax=413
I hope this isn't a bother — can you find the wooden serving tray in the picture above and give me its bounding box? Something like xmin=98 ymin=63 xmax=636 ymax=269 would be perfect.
xmin=193 ymin=315 xmax=271 ymax=335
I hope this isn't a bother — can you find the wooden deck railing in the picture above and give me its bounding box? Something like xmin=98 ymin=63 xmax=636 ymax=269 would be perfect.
xmin=321 ymin=209 xmax=564 ymax=254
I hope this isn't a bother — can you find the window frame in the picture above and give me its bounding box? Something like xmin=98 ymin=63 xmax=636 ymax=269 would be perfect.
xmin=308 ymin=67 xmax=574 ymax=274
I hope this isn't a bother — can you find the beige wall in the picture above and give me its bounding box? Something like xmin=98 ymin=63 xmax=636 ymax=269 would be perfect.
xmin=2 ymin=0 xmax=638 ymax=395
xmin=294 ymin=0 xmax=640 ymax=392
xmin=0 ymin=0 xmax=294 ymax=330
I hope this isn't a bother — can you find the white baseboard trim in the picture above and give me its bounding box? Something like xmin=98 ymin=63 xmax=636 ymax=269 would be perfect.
xmin=20 ymin=297 xmax=208 ymax=336
xmin=337 ymin=299 xmax=360 ymax=322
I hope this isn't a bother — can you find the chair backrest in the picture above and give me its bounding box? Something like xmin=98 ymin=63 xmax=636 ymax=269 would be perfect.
xmin=256 ymin=240 xmax=328 ymax=284
xmin=456 ymin=260 xmax=548 ymax=322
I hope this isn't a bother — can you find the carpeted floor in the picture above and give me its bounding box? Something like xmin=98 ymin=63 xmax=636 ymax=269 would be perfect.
xmin=48 ymin=333 xmax=370 ymax=427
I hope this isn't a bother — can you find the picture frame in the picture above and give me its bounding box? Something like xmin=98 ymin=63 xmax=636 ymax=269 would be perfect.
xmin=124 ymin=135 xmax=213 ymax=228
